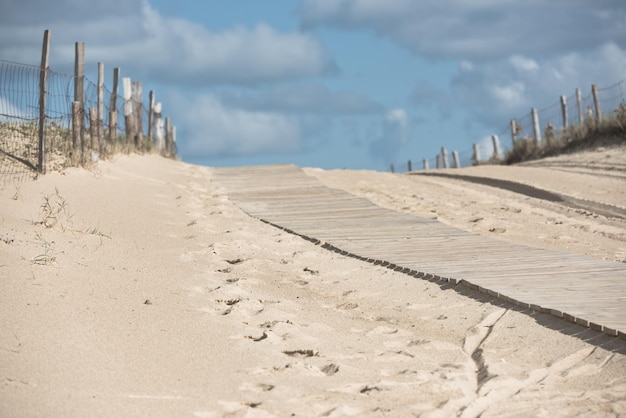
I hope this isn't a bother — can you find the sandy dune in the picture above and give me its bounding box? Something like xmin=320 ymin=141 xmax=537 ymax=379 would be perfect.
xmin=1 ymin=147 xmax=625 ymax=417
xmin=307 ymin=145 xmax=626 ymax=263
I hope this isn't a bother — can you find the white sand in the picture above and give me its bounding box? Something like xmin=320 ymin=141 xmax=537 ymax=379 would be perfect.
xmin=1 ymin=148 xmax=625 ymax=417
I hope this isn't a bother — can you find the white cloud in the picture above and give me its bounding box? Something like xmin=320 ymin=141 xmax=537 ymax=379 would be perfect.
xmin=218 ymin=84 xmax=382 ymax=114
xmin=459 ymin=60 xmax=474 ymax=72
xmin=490 ymin=82 xmax=526 ymax=108
xmin=368 ymin=108 xmax=411 ymax=163
xmin=448 ymin=41 xmax=626 ymax=130
xmin=0 ymin=0 xmax=336 ymax=85
xmin=176 ymin=94 xmax=302 ymax=158
xmin=510 ymin=55 xmax=539 ymax=72
xmin=298 ymin=0 xmax=626 ymax=59
xmin=299 ymin=0 xmax=626 ymax=136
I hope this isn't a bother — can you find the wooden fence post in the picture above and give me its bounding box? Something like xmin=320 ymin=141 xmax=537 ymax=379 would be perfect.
xmin=560 ymin=95 xmax=568 ymax=130
xmin=132 ymin=81 xmax=143 ymax=150
xmin=38 ymin=29 xmax=50 ymax=174
xmin=436 ymin=154 xmax=441 ymax=169
xmin=472 ymin=143 xmax=481 ymax=165
xmin=575 ymin=87 xmax=583 ymax=125
xmin=72 ymin=101 xmax=81 ymax=164
xmin=109 ymin=110 xmax=117 ymax=151
xmin=407 ymin=160 xmax=412 ymax=172
xmin=89 ymin=108 xmax=97 ymax=153
xmin=531 ymin=108 xmax=541 ymax=144
xmin=423 ymin=159 xmax=429 ymax=170
xmin=97 ymin=62 xmax=104 ymax=154
xmin=491 ymin=135 xmax=501 ymax=160
xmin=148 ymin=90 xmax=154 ymax=146
xmin=153 ymin=102 xmax=164 ymax=152
xmin=109 ymin=68 xmax=119 ymax=147
xmin=591 ymin=84 xmax=601 ymax=123
xmin=452 ymin=150 xmax=460 ymax=168
xmin=74 ymin=41 xmax=85 ymax=164
xmin=165 ymin=116 xmax=171 ymax=156
xmin=123 ymin=77 xmax=134 ymax=151
xmin=171 ymin=126 xmax=176 ymax=156
xmin=441 ymin=147 xmax=449 ymax=168
xmin=110 ymin=68 xmax=119 ymax=113
xmin=510 ymin=119 xmax=517 ymax=147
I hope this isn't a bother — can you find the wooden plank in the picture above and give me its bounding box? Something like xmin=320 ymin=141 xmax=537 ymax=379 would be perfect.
xmin=213 ymin=164 xmax=626 ymax=337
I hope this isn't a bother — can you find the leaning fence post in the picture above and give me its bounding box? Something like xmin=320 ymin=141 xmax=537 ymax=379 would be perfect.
xmin=591 ymin=84 xmax=601 ymax=123
xmin=38 ymin=29 xmax=50 ymax=174
xmin=510 ymin=120 xmax=517 ymax=147
xmin=74 ymin=41 xmax=85 ymax=164
xmin=123 ymin=77 xmax=134 ymax=151
xmin=171 ymin=126 xmax=177 ymax=156
xmin=110 ymin=68 xmax=119 ymax=113
xmin=472 ymin=143 xmax=481 ymax=165
xmin=531 ymin=108 xmax=541 ymax=144
xmin=452 ymin=150 xmax=460 ymax=168
xmin=97 ymin=62 xmax=104 ymax=155
xmin=560 ymin=95 xmax=568 ymax=130
xmin=148 ymin=90 xmax=154 ymax=146
xmin=441 ymin=147 xmax=449 ymax=168
xmin=576 ymin=87 xmax=583 ymax=125
xmin=132 ymin=81 xmax=143 ymax=150
xmin=491 ymin=135 xmax=501 ymax=160
xmin=164 ymin=116 xmax=171 ymax=156
xmin=109 ymin=68 xmax=119 ymax=148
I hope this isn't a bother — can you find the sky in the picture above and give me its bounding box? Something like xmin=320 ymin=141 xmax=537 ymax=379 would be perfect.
xmin=1 ymin=0 xmax=625 ymax=171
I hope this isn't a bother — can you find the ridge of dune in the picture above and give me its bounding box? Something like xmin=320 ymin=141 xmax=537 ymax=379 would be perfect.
xmin=305 ymin=144 xmax=626 ymax=263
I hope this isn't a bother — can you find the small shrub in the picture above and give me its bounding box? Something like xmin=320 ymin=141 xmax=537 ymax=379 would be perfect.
xmin=31 ymin=232 xmax=55 ymax=265
xmin=36 ymin=188 xmax=73 ymax=230
xmin=504 ymin=107 xmax=626 ymax=164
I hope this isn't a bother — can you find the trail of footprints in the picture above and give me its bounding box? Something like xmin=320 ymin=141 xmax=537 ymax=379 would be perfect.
xmin=180 ymin=173 xmax=624 ymax=416
xmin=196 ymin=249 xmax=456 ymax=415
xmin=183 ymin=242 xmax=620 ymax=417
xmin=180 ymin=222 xmax=474 ymax=414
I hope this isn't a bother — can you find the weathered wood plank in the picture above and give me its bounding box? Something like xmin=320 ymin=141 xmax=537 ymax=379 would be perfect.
xmin=212 ymin=164 xmax=626 ymax=337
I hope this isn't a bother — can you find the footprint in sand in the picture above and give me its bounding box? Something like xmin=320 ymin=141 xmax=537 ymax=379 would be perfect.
xmin=283 ymin=349 xmax=318 ymax=358
xmin=238 ymin=382 xmax=275 ymax=393
xmin=215 ymin=298 xmax=241 ymax=315
xmin=336 ymin=302 xmax=359 ymax=310
xmin=321 ymin=363 xmax=340 ymax=376
xmin=216 ymin=298 xmax=264 ymax=316
xmin=246 ymin=331 xmax=269 ymax=342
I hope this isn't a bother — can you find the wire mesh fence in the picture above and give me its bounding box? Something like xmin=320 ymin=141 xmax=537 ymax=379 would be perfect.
xmin=1 ymin=36 xmax=176 ymax=185
xmin=0 ymin=60 xmax=42 ymax=183
xmin=395 ymin=79 xmax=626 ymax=173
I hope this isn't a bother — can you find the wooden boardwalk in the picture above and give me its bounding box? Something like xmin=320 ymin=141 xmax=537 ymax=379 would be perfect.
xmin=212 ymin=164 xmax=626 ymax=339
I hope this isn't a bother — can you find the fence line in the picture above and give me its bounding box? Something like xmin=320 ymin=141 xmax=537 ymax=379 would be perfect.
xmin=394 ymin=79 xmax=626 ymax=173
xmin=0 ymin=30 xmax=177 ymax=185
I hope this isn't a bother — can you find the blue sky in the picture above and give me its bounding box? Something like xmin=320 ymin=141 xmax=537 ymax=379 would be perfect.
xmin=1 ymin=0 xmax=625 ymax=171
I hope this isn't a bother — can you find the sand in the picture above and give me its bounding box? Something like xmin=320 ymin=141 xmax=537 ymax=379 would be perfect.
xmin=1 ymin=147 xmax=625 ymax=417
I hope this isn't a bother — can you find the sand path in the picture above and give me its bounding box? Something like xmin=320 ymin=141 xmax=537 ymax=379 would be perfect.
xmin=1 ymin=152 xmax=625 ymax=417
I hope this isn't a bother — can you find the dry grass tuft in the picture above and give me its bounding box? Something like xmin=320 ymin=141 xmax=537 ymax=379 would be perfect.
xmin=505 ymin=104 xmax=626 ymax=164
